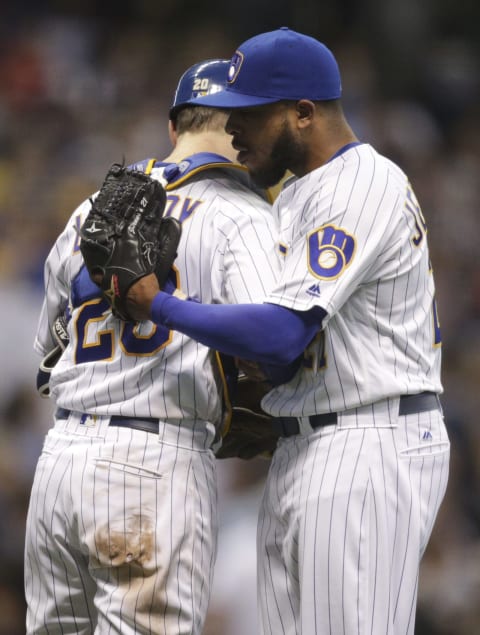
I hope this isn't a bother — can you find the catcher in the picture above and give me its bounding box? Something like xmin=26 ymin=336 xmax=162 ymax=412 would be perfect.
xmin=79 ymin=162 xmax=285 ymax=460
xmin=26 ymin=57 xmax=296 ymax=635
xmin=77 ymin=161 xmax=294 ymax=460
xmin=38 ymin=160 xmax=285 ymax=461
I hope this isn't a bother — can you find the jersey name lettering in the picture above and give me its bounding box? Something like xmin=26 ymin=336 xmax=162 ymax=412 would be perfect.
xmin=165 ymin=195 xmax=203 ymax=223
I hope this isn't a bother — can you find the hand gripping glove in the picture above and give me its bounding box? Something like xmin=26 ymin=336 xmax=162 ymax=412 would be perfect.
xmin=79 ymin=162 xmax=181 ymax=321
xmin=37 ymin=313 xmax=70 ymax=398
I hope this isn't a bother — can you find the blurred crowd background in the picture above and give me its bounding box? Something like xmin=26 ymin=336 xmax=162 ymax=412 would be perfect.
xmin=0 ymin=1 xmax=479 ymax=633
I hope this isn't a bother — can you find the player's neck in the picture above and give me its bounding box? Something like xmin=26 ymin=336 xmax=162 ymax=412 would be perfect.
xmin=299 ymin=125 xmax=358 ymax=176
xmin=164 ymin=131 xmax=237 ymax=164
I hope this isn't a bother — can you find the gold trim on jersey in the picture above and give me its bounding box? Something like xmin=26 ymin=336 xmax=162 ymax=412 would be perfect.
xmin=74 ymin=298 xmax=115 ymax=363
xmin=137 ymin=155 xmax=277 ymax=203
xmin=164 ymin=161 xmax=246 ymax=189
xmin=164 ymin=162 xmax=274 ymax=203
xmin=144 ymin=158 xmax=158 ymax=176
xmin=214 ymin=351 xmax=233 ymax=438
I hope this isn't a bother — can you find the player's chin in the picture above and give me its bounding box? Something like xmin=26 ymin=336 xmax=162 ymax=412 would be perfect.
xmin=249 ymin=163 xmax=286 ymax=189
xmin=237 ymin=152 xmax=260 ymax=179
xmin=236 ymin=149 xmax=250 ymax=165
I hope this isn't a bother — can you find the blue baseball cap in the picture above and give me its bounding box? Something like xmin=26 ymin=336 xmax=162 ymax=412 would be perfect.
xmin=169 ymin=59 xmax=230 ymax=120
xmin=187 ymin=27 xmax=342 ymax=109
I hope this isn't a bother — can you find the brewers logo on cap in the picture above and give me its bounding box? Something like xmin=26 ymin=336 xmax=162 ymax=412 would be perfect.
xmin=228 ymin=51 xmax=244 ymax=84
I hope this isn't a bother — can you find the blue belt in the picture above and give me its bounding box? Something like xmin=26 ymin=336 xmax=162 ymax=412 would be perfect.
xmin=272 ymin=391 xmax=441 ymax=437
xmin=55 ymin=408 xmax=160 ymax=435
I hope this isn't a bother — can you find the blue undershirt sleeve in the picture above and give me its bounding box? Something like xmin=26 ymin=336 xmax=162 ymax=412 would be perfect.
xmin=151 ymin=292 xmax=325 ymax=366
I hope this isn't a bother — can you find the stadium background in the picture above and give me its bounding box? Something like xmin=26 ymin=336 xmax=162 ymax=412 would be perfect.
xmin=0 ymin=1 xmax=479 ymax=633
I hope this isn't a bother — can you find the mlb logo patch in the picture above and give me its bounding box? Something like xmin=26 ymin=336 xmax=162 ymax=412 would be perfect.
xmin=80 ymin=413 xmax=99 ymax=427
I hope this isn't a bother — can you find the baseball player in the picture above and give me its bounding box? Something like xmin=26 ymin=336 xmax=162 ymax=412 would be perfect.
xmin=125 ymin=29 xmax=451 ymax=635
xmin=25 ymin=59 xmax=282 ymax=635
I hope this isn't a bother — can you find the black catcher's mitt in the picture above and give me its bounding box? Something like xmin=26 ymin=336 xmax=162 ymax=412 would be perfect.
xmin=215 ymin=371 xmax=280 ymax=460
xmin=79 ymin=162 xmax=181 ymax=321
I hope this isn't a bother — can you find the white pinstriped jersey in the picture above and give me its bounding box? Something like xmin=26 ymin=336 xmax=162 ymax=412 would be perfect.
xmin=34 ymin=159 xmax=279 ymax=439
xmin=263 ymin=143 xmax=442 ymax=417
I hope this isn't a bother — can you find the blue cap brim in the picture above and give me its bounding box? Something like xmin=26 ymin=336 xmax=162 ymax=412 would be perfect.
xmin=186 ymin=90 xmax=281 ymax=109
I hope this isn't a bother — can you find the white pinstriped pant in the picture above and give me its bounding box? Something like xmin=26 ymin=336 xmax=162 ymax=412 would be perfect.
xmin=257 ymin=397 xmax=450 ymax=635
xmin=24 ymin=413 xmax=218 ymax=635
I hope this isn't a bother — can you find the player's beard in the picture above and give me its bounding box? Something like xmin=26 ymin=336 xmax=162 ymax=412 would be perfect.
xmin=249 ymin=120 xmax=306 ymax=189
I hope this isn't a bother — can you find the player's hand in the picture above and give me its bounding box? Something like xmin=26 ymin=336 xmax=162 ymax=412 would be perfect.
xmin=125 ymin=273 xmax=160 ymax=322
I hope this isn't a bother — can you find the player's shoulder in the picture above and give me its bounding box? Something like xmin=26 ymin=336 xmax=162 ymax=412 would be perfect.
xmin=126 ymin=157 xmax=162 ymax=178
xmin=303 ymin=142 xmax=407 ymax=190
xmin=131 ymin=153 xmax=237 ymax=186
xmin=351 ymin=144 xmax=409 ymax=188
xmin=204 ymin=172 xmax=274 ymax=223
xmin=160 ymin=153 xmax=269 ymax=197
xmin=204 ymin=168 xmax=272 ymax=207
xmin=151 ymin=153 xmax=272 ymax=210
xmin=127 ymin=154 xmax=273 ymax=231
xmin=60 ymin=196 xmax=93 ymax=241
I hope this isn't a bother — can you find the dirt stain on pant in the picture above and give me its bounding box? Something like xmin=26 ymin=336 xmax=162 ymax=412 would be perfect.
xmin=93 ymin=514 xmax=154 ymax=568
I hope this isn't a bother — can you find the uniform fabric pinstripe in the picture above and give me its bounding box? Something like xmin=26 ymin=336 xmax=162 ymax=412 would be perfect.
xmin=25 ymin=160 xmax=279 ymax=634
xmin=257 ymin=145 xmax=449 ymax=634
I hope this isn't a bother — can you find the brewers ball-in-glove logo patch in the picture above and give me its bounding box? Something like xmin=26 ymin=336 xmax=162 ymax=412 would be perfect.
xmin=307 ymin=224 xmax=356 ymax=280
xmin=228 ymin=51 xmax=244 ymax=84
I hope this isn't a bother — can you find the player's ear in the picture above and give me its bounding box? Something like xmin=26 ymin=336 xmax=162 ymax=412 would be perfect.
xmin=168 ymin=119 xmax=178 ymax=146
xmin=295 ymin=100 xmax=315 ymax=128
